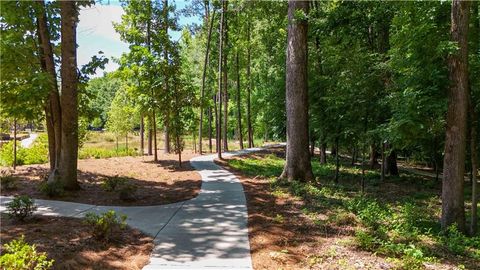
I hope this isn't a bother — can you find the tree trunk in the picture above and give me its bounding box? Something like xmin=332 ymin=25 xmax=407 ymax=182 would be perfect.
xmin=140 ymin=114 xmax=144 ymax=155
xmin=222 ymin=0 xmax=229 ymax=152
xmin=334 ymin=137 xmax=339 ymax=183
xmin=236 ymin=48 xmax=243 ymax=150
xmin=148 ymin=128 xmax=153 ymax=155
xmin=163 ymin=0 xmax=170 ymax=155
xmin=369 ymin=143 xmax=379 ymax=169
xmin=351 ymin=145 xmax=357 ymax=166
xmin=441 ymin=0 xmax=470 ymax=232
xmin=37 ymin=0 xmax=61 ymax=173
xmin=387 ymin=149 xmax=399 ymax=176
xmin=13 ymin=119 xmax=17 ymax=170
xmin=246 ymin=18 xmax=254 ymax=148
xmin=58 ymin=0 xmax=79 ymax=190
xmin=164 ymin=124 xmax=170 ymax=154
xmin=217 ymin=2 xmax=224 ymax=159
xmin=320 ymin=143 xmax=327 ymax=164
xmin=381 ymin=142 xmax=385 ymax=182
xmin=469 ymin=93 xmax=478 ymax=236
xmin=125 ymin=133 xmax=128 ymax=153
xmin=214 ymin=94 xmax=219 ymax=154
xmin=199 ymin=10 xmax=216 ymax=154
xmin=361 ymin=145 xmax=366 ymax=194
xmin=280 ymin=0 xmax=313 ymax=182
xmin=469 ymin=0 xmax=479 ymax=236
xmin=177 ymin=135 xmax=182 ymax=168
xmin=153 ymin=112 xmax=158 ymax=161
xmin=208 ymin=106 xmax=213 ymax=153
xmin=310 ymin=136 xmax=315 ymax=157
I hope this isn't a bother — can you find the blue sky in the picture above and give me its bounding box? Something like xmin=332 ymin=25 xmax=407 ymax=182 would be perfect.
xmin=77 ymin=0 xmax=201 ymax=77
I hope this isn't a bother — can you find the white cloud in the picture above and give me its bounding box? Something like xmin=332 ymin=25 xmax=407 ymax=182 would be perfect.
xmin=78 ymin=5 xmax=124 ymax=43
xmin=77 ymin=4 xmax=128 ymax=77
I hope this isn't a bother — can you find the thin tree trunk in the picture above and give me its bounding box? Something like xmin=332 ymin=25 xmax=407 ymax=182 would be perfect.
xmin=222 ymin=0 xmax=229 ymax=152
xmin=387 ymin=149 xmax=399 ymax=176
xmin=320 ymin=143 xmax=327 ymax=164
xmin=140 ymin=114 xmax=144 ymax=155
xmin=310 ymin=137 xmax=315 ymax=157
xmin=148 ymin=128 xmax=153 ymax=155
xmin=125 ymin=133 xmax=128 ymax=153
xmin=441 ymin=0 xmax=470 ymax=232
xmin=13 ymin=119 xmax=16 ymax=170
xmin=58 ymin=0 xmax=79 ymax=190
xmin=208 ymin=106 xmax=213 ymax=153
xmin=153 ymin=112 xmax=158 ymax=161
xmin=37 ymin=0 xmax=61 ymax=174
xmin=163 ymin=0 xmax=170 ymax=155
xmin=236 ymin=48 xmax=243 ymax=150
xmin=381 ymin=142 xmax=385 ymax=182
xmin=351 ymin=144 xmax=357 ymax=166
xmin=199 ymin=9 xmax=216 ymax=154
xmin=369 ymin=143 xmax=378 ymax=169
xmin=217 ymin=1 xmax=224 ymax=159
xmin=335 ymin=136 xmax=339 ymax=183
xmin=361 ymin=145 xmax=366 ymax=194
xmin=246 ymin=18 xmax=253 ymax=148
xmin=280 ymin=0 xmax=313 ymax=182
xmin=214 ymin=95 xmax=219 ymax=153
xmin=116 ymin=136 xmax=119 ymax=152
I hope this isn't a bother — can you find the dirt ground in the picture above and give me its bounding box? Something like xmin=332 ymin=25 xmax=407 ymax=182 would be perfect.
xmin=0 ymin=214 xmax=153 ymax=270
xmin=1 ymin=152 xmax=201 ymax=206
xmin=216 ymin=148 xmax=471 ymax=270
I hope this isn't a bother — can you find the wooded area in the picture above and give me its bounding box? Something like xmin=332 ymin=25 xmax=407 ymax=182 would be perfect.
xmin=0 ymin=0 xmax=479 ymax=269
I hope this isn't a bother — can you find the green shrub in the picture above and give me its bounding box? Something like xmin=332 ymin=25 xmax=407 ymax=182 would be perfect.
xmin=355 ymin=230 xmax=380 ymax=251
xmin=0 ymin=170 xmax=17 ymax=190
xmin=84 ymin=210 xmax=127 ymax=241
xmin=118 ymin=183 xmax=137 ymax=201
xmin=0 ymin=236 xmax=54 ymax=270
xmin=23 ymin=134 xmax=48 ymax=165
xmin=39 ymin=181 xmax=64 ymax=198
xmin=0 ymin=140 xmax=25 ymax=166
xmin=397 ymin=244 xmax=433 ymax=270
xmin=7 ymin=196 xmax=37 ymax=221
xmin=79 ymin=146 xmax=138 ymax=159
xmin=101 ymin=176 xmax=127 ymax=192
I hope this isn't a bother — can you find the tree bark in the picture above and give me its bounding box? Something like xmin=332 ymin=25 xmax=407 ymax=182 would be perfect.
xmin=148 ymin=128 xmax=152 ymax=155
xmin=125 ymin=133 xmax=128 ymax=152
xmin=58 ymin=0 xmax=79 ymax=190
xmin=280 ymin=0 xmax=313 ymax=182
xmin=334 ymin=136 xmax=339 ymax=183
xmin=13 ymin=119 xmax=17 ymax=170
xmin=386 ymin=149 xmax=399 ymax=176
xmin=37 ymin=0 xmax=62 ymax=173
xmin=236 ymin=47 xmax=243 ymax=150
xmin=199 ymin=9 xmax=216 ymax=154
xmin=217 ymin=1 xmax=224 ymax=159
xmin=469 ymin=1 xmax=479 ymax=236
xmin=369 ymin=143 xmax=379 ymax=169
xmin=208 ymin=106 xmax=213 ymax=153
xmin=163 ymin=0 xmax=170 ymax=155
xmin=441 ymin=0 xmax=470 ymax=232
xmin=222 ymin=0 xmax=229 ymax=152
xmin=246 ymin=18 xmax=254 ymax=148
xmin=381 ymin=142 xmax=385 ymax=182
xmin=140 ymin=114 xmax=144 ymax=155
xmin=320 ymin=143 xmax=327 ymax=164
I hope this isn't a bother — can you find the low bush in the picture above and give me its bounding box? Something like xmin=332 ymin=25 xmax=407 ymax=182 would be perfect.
xmin=101 ymin=176 xmax=127 ymax=192
xmin=39 ymin=180 xmax=64 ymax=198
xmin=0 ymin=170 xmax=17 ymax=190
xmin=118 ymin=183 xmax=137 ymax=201
xmin=0 ymin=134 xmax=49 ymax=166
xmin=0 ymin=236 xmax=54 ymax=270
xmin=7 ymin=196 xmax=37 ymax=221
xmin=0 ymin=141 xmax=25 ymax=166
xmin=79 ymin=146 xmax=138 ymax=159
xmin=84 ymin=210 xmax=127 ymax=241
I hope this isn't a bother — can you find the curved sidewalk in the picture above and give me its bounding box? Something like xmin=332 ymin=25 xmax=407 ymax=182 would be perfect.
xmin=0 ymin=147 xmax=268 ymax=269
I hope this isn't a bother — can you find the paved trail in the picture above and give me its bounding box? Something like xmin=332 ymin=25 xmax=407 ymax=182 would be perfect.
xmin=20 ymin=133 xmax=38 ymax=148
xmin=0 ymin=147 xmax=268 ymax=270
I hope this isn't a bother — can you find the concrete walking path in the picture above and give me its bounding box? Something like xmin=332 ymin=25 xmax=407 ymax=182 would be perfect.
xmin=20 ymin=133 xmax=38 ymax=148
xmin=0 ymin=147 xmax=270 ymax=269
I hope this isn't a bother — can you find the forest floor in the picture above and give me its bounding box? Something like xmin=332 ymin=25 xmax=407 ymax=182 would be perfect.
xmin=216 ymin=146 xmax=480 ymax=270
xmin=0 ymin=152 xmax=201 ymax=206
xmin=0 ymin=213 xmax=153 ymax=269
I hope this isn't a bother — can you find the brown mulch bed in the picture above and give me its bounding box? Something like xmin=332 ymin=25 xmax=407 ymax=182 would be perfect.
xmin=1 ymin=152 xmax=201 ymax=206
xmin=215 ymin=148 xmax=469 ymax=270
xmin=0 ymin=214 xmax=153 ymax=270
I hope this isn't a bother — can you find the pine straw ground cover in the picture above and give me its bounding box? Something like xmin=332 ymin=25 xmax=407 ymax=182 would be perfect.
xmin=0 ymin=214 xmax=153 ymax=269
xmin=216 ymin=146 xmax=480 ymax=270
xmin=1 ymin=152 xmax=201 ymax=206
